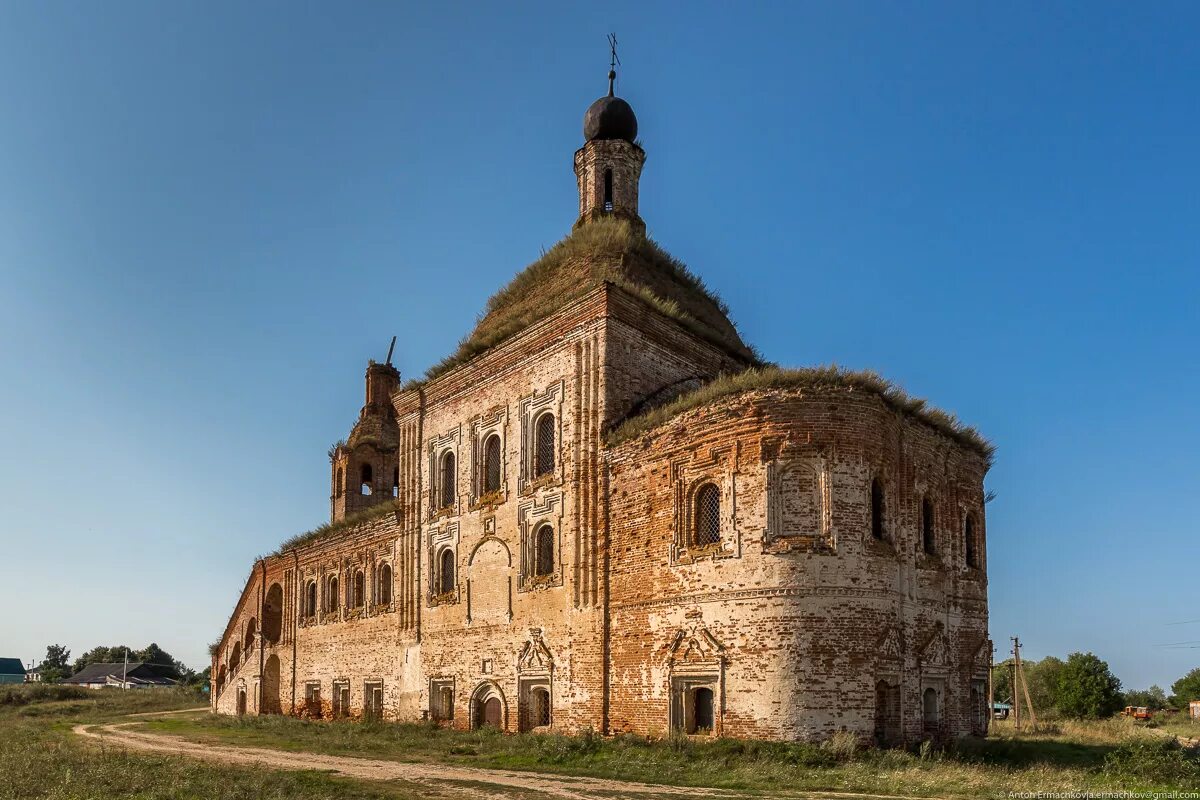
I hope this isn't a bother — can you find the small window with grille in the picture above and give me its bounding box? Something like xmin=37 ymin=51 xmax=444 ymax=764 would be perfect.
xmin=352 ymin=570 xmax=365 ymax=607
xmin=326 ymin=576 xmax=340 ymax=612
xmin=534 ymin=414 xmax=555 ymax=477
xmin=483 ymin=434 xmax=502 ymax=494
xmin=439 ymin=451 xmax=456 ymax=509
xmin=377 ymin=563 xmax=392 ymax=605
xmin=438 ymin=548 xmax=455 ymax=595
xmin=693 ymin=483 xmax=721 ymax=547
xmin=534 ymin=524 xmax=555 ymax=576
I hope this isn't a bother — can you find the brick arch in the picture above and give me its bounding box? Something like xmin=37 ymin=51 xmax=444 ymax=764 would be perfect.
xmin=468 ymin=536 xmax=512 ymax=567
xmin=469 ymin=681 xmax=507 ymax=730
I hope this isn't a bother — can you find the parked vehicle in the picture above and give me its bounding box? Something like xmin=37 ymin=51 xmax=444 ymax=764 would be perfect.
xmin=1120 ymin=706 xmax=1152 ymax=720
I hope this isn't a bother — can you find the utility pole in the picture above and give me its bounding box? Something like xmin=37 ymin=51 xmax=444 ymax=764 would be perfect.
xmin=1012 ymin=636 xmax=1037 ymax=729
xmin=987 ymin=642 xmax=995 ymax=729
xmin=122 ymin=647 xmax=129 ymax=691
xmin=1011 ymin=656 xmax=1019 ymax=729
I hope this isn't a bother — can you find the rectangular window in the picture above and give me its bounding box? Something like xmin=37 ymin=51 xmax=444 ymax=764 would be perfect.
xmin=430 ymin=678 xmax=454 ymax=722
xmin=332 ymin=681 xmax=350 ymax=718
xmin=304 ymin=682 xmax=322 ymax=718
xmin=364 ymin=681 xmax=384 ymax=720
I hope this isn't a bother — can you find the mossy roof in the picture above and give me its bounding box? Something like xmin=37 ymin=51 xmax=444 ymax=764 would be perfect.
xmin=419 ymin=218 xmax=757 ymax=383
xmin=272 ymin=501 xmax=399 ymax=557
xmin=606 ymin=366 xmax=995 ymax=464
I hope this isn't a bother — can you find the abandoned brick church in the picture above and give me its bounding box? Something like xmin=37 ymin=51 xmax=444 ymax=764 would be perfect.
xmin=212 ymin=72 xmax=994 ymax=745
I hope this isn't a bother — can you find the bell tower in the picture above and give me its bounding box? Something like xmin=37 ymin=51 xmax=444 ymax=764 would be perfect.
xmin=574 ymin=45 xmax=645 ymax=232
xmin=330 ymin=341 xmax=401 ymax=522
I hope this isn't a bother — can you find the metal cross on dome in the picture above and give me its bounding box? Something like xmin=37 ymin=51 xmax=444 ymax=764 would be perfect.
xmin=607 ymin=32 xmax=620 ymax=96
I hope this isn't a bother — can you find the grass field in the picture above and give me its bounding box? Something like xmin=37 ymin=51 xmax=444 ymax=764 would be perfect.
xmin=0 ymin=685 xmax=463 ymax=800
xmin=143 ymin=712 xmax=1200 ymax=796
xmin=3 ymin=684 xmax=1198 ymax=799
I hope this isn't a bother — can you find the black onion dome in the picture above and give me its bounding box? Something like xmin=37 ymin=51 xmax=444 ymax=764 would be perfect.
xmin=583 ymin=95 xmax=638 ymax=142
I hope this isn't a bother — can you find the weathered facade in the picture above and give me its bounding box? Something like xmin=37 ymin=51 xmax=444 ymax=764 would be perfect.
xmin=211 ymin=78 xmax=993 ymax=744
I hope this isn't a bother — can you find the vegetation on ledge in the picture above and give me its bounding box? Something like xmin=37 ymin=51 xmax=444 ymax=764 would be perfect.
xmin=416 ymin=218 xmax=758 ymax=386
xmin=273 ymin=501 xmax=400 ymax=557
xmin=607 ymin=365 xmax=995 ymax=463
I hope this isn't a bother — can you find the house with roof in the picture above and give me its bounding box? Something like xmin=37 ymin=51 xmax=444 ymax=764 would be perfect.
xmin=0 ymin=658 xmax=27 ymax=684
xmin=62 ymin=662 xmax=177 ymax=689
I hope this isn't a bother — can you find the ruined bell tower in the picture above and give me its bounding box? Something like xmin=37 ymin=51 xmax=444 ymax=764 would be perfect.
xmin=573 ymin=57 xmax=645 ymax=232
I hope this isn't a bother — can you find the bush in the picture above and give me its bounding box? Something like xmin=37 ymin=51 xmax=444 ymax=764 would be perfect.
xmin=1103 ymin=738 xmax=1200 ymax=786
xmin=0 ymin=684 xmax=89 ymax=706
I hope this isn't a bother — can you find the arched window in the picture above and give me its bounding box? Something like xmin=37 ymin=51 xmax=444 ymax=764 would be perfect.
xmin=263 ymin=583 xmax=283 ymax=643
xmin=534 ymin=413 xmax=555 ymax=477
xmin=326 ymin=575 xmax=339 ymax=612
xmin=360 ymin=463 xmax=373 ymax=496
xmin=335 ymin=467 xmax=343 ymax=498
xmin=244 ymin=618 xmax=257 ymax=652
xmin=229 ymin=644 xmax=240 ymax=672
xmin=483 ymin=434 xmax=502 ymax=494
xmin=603 ymin=168 xmax=613 ymax=212
xmin=392 ymin=466 xmax=399 ymax=498
xmin=693 ymin=483 xmax=721 ymax=547
xmin=535 ymin=524 xmax=555 ymax=577
xmin=438 ymin=548 xmax=455 ymax=595
xmin=923 ymin=687 xmax=939 ymax=730
xmin=870 ymin=478 xmax=885 ymax=540
xmin=304 ymin=581 xmax=317 ymax=617
xmin=378 ymin=563 xmax=392 ymax=606
xmin=352 ymin=570 xmax=365 ymax=607
xmin=921 ymin=497 xmax=935 ymax=555
xmin=965 ymin=512 xmax=980 ymax=568
xmin=439 ymin=451 xmax=456 ymax=508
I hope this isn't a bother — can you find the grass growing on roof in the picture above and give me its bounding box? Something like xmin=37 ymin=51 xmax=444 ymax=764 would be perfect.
xmin=274 ymin=501 xmax=399 ymax=556
xmin=421 ymin=218 xmax=757 ymax=383
xmin=606 ymin=365 xmax=995 ymax=462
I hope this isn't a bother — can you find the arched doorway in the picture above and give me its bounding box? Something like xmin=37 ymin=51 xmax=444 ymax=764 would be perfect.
xmin=470 ymin=683 xmax=506 ymax=730
xmin=236 ymin=686 xmax=247 ymax=716
xmin=261 ymin=655 xmax=281 ymax=715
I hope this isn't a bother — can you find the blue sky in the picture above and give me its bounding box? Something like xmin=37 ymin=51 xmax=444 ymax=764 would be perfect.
xmin=0 ymin=2 xmax=1195 ymax=690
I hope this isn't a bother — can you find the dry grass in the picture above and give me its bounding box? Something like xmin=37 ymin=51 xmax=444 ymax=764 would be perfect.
xmin=273 ymin=501 xmax=399 ymax=556
xmin=606 ymin=365 xmax=995 ymax=462
xmin=145 ymin=713 xmax=1200 ymax=796
xmin=416 ymin=218 xmax=758 ymax=385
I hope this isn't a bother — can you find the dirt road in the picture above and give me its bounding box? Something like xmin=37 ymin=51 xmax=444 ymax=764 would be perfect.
xmin=73 ymin=711 xmax=929 ymax=800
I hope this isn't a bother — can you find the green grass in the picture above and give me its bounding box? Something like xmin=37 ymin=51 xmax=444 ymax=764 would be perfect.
xmin=142 ymin=714 xmax=1200 ymax=797
xmin=1149 ymin=714 xmax=1200 ymax=741
xmin=606 ymin=364 xmax=995 ymax=462
xmin=416 ymin=217 xmax=759 ymax=385
xmin=0 ymin=685 xmax=461 ymax=800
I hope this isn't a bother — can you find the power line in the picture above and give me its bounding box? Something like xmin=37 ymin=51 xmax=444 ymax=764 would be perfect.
xmin=1165 ymin=619 xmax=1200 ymax=626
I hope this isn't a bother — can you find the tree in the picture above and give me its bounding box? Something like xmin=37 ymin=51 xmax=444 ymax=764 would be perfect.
xmin=72 ymin=643 xmax=194 ymax=682
xmin=37 ymin=644 xmax=71 ymax=683
xmin=992 ymin=660 xmax=1014 ymax=705
xmin=1056 ymin=652 xmax=1123 ymax=719
xmin=1027 ymin=656 xmax=1065 ymax=714
xmin=1169 ymin=668 xmax=1200 ymax=710
xmin=1124 ymin=685 xmax=1168 ymax=710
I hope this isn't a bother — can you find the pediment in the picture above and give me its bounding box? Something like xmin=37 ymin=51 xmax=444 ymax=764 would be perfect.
xmin=877 ymin=625 xmax=903 ymax=661
xmin=517 ymin=628 xmax=554 ymax=674
xmin=663 ymin=624 xmax=725 ymax=667
xmin=919 ymin=623 xmax=949 ymax=667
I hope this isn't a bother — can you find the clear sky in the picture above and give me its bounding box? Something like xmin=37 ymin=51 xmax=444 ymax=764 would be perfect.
xmin=1 ymin=2 xmax=1196 ymax=690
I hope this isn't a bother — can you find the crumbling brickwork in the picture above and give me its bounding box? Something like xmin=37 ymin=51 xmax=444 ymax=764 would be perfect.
xmin=211 ymin=84 xmax=992 ymax=745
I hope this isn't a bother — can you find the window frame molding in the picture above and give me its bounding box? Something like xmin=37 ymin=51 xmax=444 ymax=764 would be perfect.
xmin=427 ymin=521 xmax=461 ymax=606
xmin=469 ymin=406 xmax=508 ymax=509
xmin=518 ymin=382 xmax=564 ymax=494
xmin=427 ymin=425 xmax=462 ymax=519
xmin=670 ymin=446 xmax=740 ymax=565
xmin=517 ymin=492 xmax=563 ymax=591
